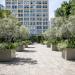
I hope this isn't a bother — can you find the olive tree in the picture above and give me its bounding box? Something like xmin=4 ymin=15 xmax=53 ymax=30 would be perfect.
xmin=0 ymin=16 xmax=20 ymax=43
xmin=19 ymin=25 xmax=29 ymax=41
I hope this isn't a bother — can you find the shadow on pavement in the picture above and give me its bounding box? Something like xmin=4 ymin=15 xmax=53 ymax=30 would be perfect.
xmin=22 ymin=50 xmax=36 ymax=53
xmin=0 ymin=58 xmax=38 ymax=65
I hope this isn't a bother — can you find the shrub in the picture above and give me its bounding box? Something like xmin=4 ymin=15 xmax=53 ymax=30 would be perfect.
xmin=0 ymin=42 xmax=19 ymax=50
xmin=47 ymin=41 xmax=51 ymax=47
xmin=42 ymin=41 xmax=48 ymax=45
xmin=57 ymin=40 xmax=67 ymax=51
xmin=67 ymin=38 xmax=75 ymax=48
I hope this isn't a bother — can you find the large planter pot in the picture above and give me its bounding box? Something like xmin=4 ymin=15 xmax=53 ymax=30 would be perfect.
xmin=0 ymin=49 xmax=16 ymax=61
xmin=16 ymin=45 xmax=25 ymax=52
xmin=47 ymin=43 xmax=51 ymax=48
xmin=25 ymin=44 xmax=28 ymax=48
xmin=51 ymin=44 xmax=58 ymax=51
xmin=62 ymin=48 xmax=75 ymax=60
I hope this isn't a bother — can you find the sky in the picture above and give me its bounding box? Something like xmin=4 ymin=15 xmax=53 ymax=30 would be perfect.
xmin=0 ymin=0 xmax=69 ymax=20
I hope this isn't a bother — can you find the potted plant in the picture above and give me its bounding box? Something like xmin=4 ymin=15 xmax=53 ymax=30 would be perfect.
xmin=0 ymin=43 xmax=18 ymax=61
xmin=22 ymin=40 xmax=31 ymax=48
xmin=50 ymin=39 xmax=58 ymax=51
xmin=16 ymin=41 xmax=25 ymax=52
xmin=0 ymin=15 xmax=29 ymax=61
xmin=62 ymin=39 xmax=75 ymax=60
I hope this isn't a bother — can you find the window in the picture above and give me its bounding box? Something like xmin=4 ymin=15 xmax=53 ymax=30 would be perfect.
xmin=37 ymin=22 xmax=42 ymax=25
xmin=6 ymin=2 xmax=11 ymax=4
xmin=30 ymin=18 xmax=35 ymax=21
xmin=18 ymin=5 xmax=23 ymax=8
xmin=18 ymin=10 xmax=23 ymax=13
xmin=36 ymin=1 xmax=41 ymax=4
xmin=24 ymin=10 xmax=29 ymax=12
xmin=43 ymin=22 xmax=48 ymax=25
xmin=43 ymin=1 xmax=47 ymax=4
xmin=43 ymin=26 xmax=48 ymax=29
xmin=24 ymin=5 xmax=29 ymax=8
xmin=18 ymin=14 xmax=23 ymax=17
xmin=43 ymin=9 xmax=48 ymax=12
xmin=30 ymin=10 xmax=35 ymax=12
xmin=31 ymin=1 xmax=36 ymax=4
xmin=43 ymin=5 xmax=47 ymax=8
xmin=37 ymin=18 xmax=42 ymax=21
xmin=36 ymin=5 xmax=41 ymax=8
xmin=36 ymin=10 xmax=42 ymax=12
xmin=12 ymin=5 xmax=17 ymax=9
xmin=37 ymin=14 xmax=42 ymax=16
xmin=24 ymin=22 xmax=29 ymax=25
xmin=18 ymin=18 xmax=23 ymax=21
xmin=37 ymin=26 xmax=42 ymax=29
xmin=24 ymin=18 xmax=29 ymax=21
xmin=30 ymin=22 xmax=35 ymax=25
xmin=30 ymin=14 xmax=35 ymax=16
xmin=24 ymin=14 xmax=29 ymax=16
xmin=6 ymin=5 xmax=11 ymax=8
xmin=43 ymin=14 xmax=48 ymax=17
xmin=24 ymin=1 xmax=29 ymax=4
xmin=30 ymin=5 xmax=36 ymax=8
xmin=18 ymin=1 xmax=23 ymax=4
xmin=43 ymin=18 xmax=48 ymax=21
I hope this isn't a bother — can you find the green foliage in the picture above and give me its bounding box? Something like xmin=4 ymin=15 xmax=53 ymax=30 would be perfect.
xmin=0 ymin=42 xmax=19 ymax=50
xmin=55 ymin=1 xmax=71 ymax=17
xmin=30 ymin=36 xmax=44 ymax=43
xmin=22 ymin=40 xmax=32 ymax=45
xmin=19 ymin=25 xmax=29 ymax=41
xmin=42 ymin=41 xmax=48 ymax=45
xmin=57 ymin=38 xmax=75 ymax=50
xmin=0 ymin=17 xmax=20 ymax=43
xmin=67 ymin=38 xmax=75 ymax=48
xmin=47 ymin=41 xmax=51 ymax=47
xmin=0 ymin=9 xmax=29 ymax=51
xmin=0 ymin=10 xmax=11 ymax=18
xmin=0 ymin=16 xmax=29 ymax=43
xmin=57 ymin=40 xmax=67 ymax=50
xmin=70 ymin=0 xmax=75 ymax=15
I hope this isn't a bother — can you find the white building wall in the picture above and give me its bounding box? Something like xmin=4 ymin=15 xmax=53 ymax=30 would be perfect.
xmin=5 ymin=0 xmax=49 ymax=36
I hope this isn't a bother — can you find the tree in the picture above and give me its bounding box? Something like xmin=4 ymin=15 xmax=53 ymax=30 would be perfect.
xmin=19 ymin=25 xmax=29 ymax=41
xmin=0 ymin=16 xmax=20 ymax=43
xmin=55 ymin=1 xmax=71 ymax=17
xmin=0 ymin=10 xmax=11 ymax=18
xmin=48 ymin=16 xmax=75 ymax=39
xmin=70 ymin=0 xmax=75 ymax=15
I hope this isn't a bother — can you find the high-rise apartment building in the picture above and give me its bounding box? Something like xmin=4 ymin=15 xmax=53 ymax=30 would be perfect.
xmin=5 ymin=0 xmax=49 ymax=35
xmin=0 ymin=4 xmax=4 ymax=10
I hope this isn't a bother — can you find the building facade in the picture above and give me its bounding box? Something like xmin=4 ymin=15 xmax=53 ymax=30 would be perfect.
xmin=0 ymin=4 xmax=4 ymax=10
xmin=5 ymin=0 xmax=49 ymax=35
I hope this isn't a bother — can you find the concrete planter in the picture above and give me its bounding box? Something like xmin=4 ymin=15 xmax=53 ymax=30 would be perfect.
xmin=25 ymin=44 xmax=28 ymax=48
xmin=62 ymin=48 xmax=75 ymax=60
xmin=0 ymin=49 xmax=16 ymax=61
xmin=51 ymin=44 xmax=58 ymax=51
xmin=47 ymin=44 xmax=51 ymax=48
xmin=16 ymin=45 xmax=25 ymax=52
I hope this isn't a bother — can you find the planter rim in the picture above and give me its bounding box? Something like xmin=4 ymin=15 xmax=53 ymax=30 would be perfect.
xmin=0 ymin=49 xmax=16 ymax=51
xmin=63 ymin=48 xmax=75 ymax=50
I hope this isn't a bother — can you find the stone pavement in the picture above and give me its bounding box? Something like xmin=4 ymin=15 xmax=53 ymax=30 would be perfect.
xmin=0 ymin=43 xmax=75 ymax=75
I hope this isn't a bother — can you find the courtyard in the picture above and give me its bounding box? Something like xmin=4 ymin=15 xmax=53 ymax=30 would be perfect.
xmin=0 ymin=43 xmax=75 ymax=75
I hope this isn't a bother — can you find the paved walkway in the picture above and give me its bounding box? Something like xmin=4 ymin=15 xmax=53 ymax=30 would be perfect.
xmin=0 ymin=43 xmax=75 ymax=75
